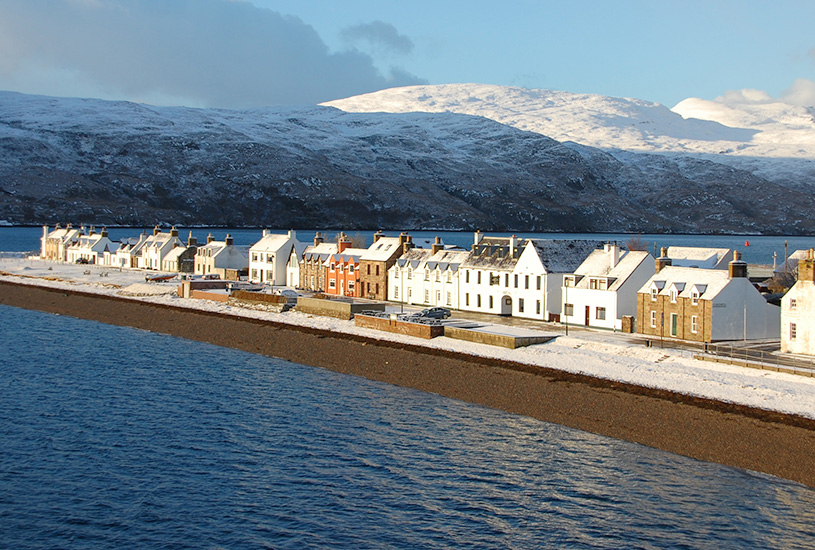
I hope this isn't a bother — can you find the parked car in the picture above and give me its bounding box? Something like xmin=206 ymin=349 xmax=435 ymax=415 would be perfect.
xmin=416 ymin=307 xmax=451 ymax=319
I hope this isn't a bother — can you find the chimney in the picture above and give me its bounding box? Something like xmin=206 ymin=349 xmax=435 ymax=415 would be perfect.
xmin=263 ymin=229 xmax=269 ymax=237
xmin=100 ymin=227 xmax=108 ymax=238
xmin=399 ymin=232 xmax=407 ymax=246
xmin=313 ymin=232 xmax=324 ymax=246
xmin=207 ymin=233 xmax=215 ymax=244
xmin=606 ymin=242 xmax=619 ymax=269
xmin=188 ymin=232 xmax=198 ymax=247
xmin=88 ymin=226 xmax=95 ymax=236
xmin=432 ymin=236 xmax=443 ymax=255
xmin=373 ymin=230 xmax=384 ymax=243
xmin=288 ymin=229 xmax=296 ymax=240
xmin=655 ymin=247 xmax=672 ymax=273
xmin=797 ymin=248 xmax=815 ymax=283
xmin=402 ymin=234 xmax=414 ymax=254
xmin=338 ymin=232 xmax=351 ymax=253
xmin=509 ymin=235 xmax=516 ymax=256
xmin=728 ymin=250 xmax=748 ymax=279
xmin=170 ymin=226 xmax=178 ymax=237
xmin=153 ymin=225 xmax=161 ymax=236
xmin=225 ymin=234 xmax=234 ymax=247
xmin=474 ymin=230 xmax=483 ymax=246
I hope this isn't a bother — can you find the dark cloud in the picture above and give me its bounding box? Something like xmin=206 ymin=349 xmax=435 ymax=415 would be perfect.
xmin=339 ymin=20 xmax=414 ymax=56
xmin=0 ymin=0 xmax=426 ymax=108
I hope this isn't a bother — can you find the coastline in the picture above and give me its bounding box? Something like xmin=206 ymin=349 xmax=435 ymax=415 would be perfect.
xmin=2 ymin=279 xmax=815 ymax=487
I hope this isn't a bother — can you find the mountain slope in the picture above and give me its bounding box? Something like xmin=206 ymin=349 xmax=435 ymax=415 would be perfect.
xmin=1 ymin=90 xmax=814 ymax=234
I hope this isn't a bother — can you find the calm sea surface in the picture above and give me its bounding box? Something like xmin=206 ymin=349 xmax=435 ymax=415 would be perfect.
xmin=2 ymin=226 xmax=814 ymax=265
xmin=1 ymin=304 xmax=814 ymax=549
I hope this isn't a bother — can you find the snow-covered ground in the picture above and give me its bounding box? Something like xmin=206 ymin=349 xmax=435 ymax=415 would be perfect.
xmin=3 ymin=256 xmax=815 ymax=420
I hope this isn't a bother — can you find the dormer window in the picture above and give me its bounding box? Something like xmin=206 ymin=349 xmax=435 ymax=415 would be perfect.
xmin=650 ymin=287 xmax=658 ymax=301
xmin=691 ymin=291 xmax=700 ymax=305
xmin=669 ymin=289 xmax=677 ymax=303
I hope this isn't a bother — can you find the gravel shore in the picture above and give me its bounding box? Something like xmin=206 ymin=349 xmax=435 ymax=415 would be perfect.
xmin=3 ymin=280 xmax=815 ymax=487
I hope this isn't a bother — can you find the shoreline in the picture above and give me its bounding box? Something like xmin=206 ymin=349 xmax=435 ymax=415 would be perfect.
xmin=2 ymin=280 xmax=815 ymax=487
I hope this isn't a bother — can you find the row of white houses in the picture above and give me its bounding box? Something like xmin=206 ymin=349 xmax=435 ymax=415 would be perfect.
xmin=40 ymin=225 xmax=813 ymax=353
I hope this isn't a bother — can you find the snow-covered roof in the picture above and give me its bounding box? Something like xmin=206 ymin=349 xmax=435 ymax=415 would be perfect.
xmin=360 ymin=237 xmax=403 ymax=262
xmin=639 ymin=266 xmax=732 ymax=300
xmin=162 ymin=246 xmax=188 ymax=262
xmin=394 ymin=248 xmax=434 ymax=269
xmin=324 ymin=247 xmax=368 ymax=266
xmin=461 ymin=236 xmax=525 ymax=270
xmin=526 ymin=239 xmax=601 ymax=273
xmin=774 ymin=249 xmax=815 ymax=275
xmin=303 ymin=242 xmax=338 ymax=262
xmin=666 ymin=246 xmax=732 ymax=269
xmin=46 ymin=227 xmax=81 ymax=242
xmin=250 ymin=231 xmax=298 ymax=253
xmin=573 ymin=247 xmax=652 ymax=291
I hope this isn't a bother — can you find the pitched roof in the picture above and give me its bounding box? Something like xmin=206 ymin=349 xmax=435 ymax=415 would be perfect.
xmin=250 ymin=232 xmax=297 ymax=253
xmin=526 ymin=239 xmax=601 ymax=273
xmin=573 ymin=247 xmax=652 ymax=291
xmin=360 ymin=237 xmax=403 ymax=262
xmin=639 ymin=266 xmax=732 ymax=300
xmin=666 ymin=246 xmax=732 ymax=269
xmin=461 ymin=236 xmax=524 ymax=270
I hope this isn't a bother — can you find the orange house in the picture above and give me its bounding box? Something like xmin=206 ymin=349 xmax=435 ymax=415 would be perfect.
xmin=324 ymin=235 xmax=367 ymax=298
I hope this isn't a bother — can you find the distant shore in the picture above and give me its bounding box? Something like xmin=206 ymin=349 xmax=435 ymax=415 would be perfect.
xmin=2 ymin=279 xmax=815 ymax=487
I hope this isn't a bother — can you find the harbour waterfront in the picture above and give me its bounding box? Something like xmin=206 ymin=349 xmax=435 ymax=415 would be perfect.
xmin=2 ymin=304 xmax=815 ymax=549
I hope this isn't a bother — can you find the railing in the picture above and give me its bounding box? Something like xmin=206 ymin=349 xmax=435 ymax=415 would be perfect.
xmin=703 ymin=343 xmax=815 ymax=376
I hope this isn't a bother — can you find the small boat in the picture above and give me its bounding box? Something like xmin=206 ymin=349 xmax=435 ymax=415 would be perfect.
xmin=145 ymin=273 xmax=177 ymax=282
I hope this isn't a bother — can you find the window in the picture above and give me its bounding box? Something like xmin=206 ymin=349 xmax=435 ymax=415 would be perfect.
xmin=564 ymin=303 xmax=574 ymax=317
xmin=477 ymin=271 xmax=481 ymax=284
xmin=790 ymin=323 xmax=798 ymax=340
xmin=651 ymin=288 xmax=658 ymax=301
xmin=537 ymin=276 xmax=541 ymax=290
xmin=525 ymin=275 xmax=529 ymax=290
xmin=407 ymin=268 xmax=412 ymax=279
xmin=691 ymin=291 xmax=699 ymax=305
xmin=477 ymin=295 xmax=482 ymax=308
xmin=251 ymin=269 xmax=258 ymax=279
xmin=519 ymin=298 xmax=525 ymax=312
xmin=330 ymin=263 xmax=335 ymax=271
xmin=394 ymin=266 xmax=399 ymax=276
xmin=376 ymin=265 xmax=380 ymax=276
xmin=267 ymin=254 xmax=273 ymax=262
xmin=505 ymin=274 xmax=509 ymax=287
xmin=589 ymin=278 xmax=599 ymax=290
xmin=465 ymin=293 xmax=469 ymax=306
xmin=564 ymin=276 xmax=574 ymax=287
xmin=435 ymin=271 xmax=441 ymax=282
xmin=424 ymin=289 xmax=430 ymax=303
xmin=596 ymin=307 xmax=606 ymax=320
xmin=367 ymin=265 xmax=371 ymax=275
xmin=514 ymin=274 xmax=518 ymax=288
xmin=266 ymin=270 xmax=273 ymax=281
xmin=425 ymin=270 xmax=430 ymax=281
xmin=599 ymin=280 xmax=607 ymax=290
xmin=446 ymin=292 xmax=452 ymax=306
xmin=349 ymin=265 xmax=354 ymax=273
xmin=436 ymin=290 xmax=441 ymax=303
xmin=489 ymin=296 xmax=494 ymax=309
xmin=790 ymin=298 xmax=798 ymax=310
xmin=691 ymin=315 xmax=698 ymax=334
xmin=375 ymin=283 xmax=379 ymax=295
xmin=328 ymin=280 xmax=336 ymax=289
xmin=669 ymin=289 xmax=677 ymax=303
xmin=465 ymin=271 xmax=469 ymax=284
xmin=252 ymin=253 xmax=258 ymax=262
xmin=447 ymin=272 xmax=452 ymax=283
xmin=348 ymin=282 xmax=355 ymax=292
xmin=536 ymin=300 xmax=541 ymax=314
xmin=650 ymin=311 xmax=657 ymax=328
xmin=366 ymin=282 xmax=370 ymax=293
xmin=339 ymin=264 xmax=344 ymax=272
xmin=394 ymin=286 xmax=399 ymax=299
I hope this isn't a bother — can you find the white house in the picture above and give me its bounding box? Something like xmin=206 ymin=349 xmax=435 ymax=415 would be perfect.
xmin=781 ymin=249 xmax=815 ymax=355
xmin=248 ymin=230 xmax=302 ymax=286
xmin=457 ymin=232 xmax=599 ymax=319
xmin=65 ymin=228 xmax=114 ymax=264
xmin=389 ymin=238 xmax=468 ymax=309
xmin=562 ymin=244 xmax=654 ymax=330
xmin=138 ymin=227 xmax=184 ymax=271
xmin=106 ymin=233 xmax=149 ymax=268
xmin=194 ymin=234 xmax=249 ymax=279
xmin=41 ymin=224 xmax=82 ymax=261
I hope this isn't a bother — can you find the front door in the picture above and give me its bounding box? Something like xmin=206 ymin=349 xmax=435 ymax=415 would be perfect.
xmin=585 ymin=305 xmax=591 ymax=326
xmin=670 ymin=313 xmax=678 ymax=337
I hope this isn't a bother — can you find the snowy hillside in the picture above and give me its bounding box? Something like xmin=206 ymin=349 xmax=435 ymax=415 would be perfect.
xmin=324 ymin=84 xmax=815 ymax=186
xmin=1 ymin=89 xmax=815 ymax=233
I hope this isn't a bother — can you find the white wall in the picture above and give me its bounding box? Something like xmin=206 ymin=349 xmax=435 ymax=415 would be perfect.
xmin=711 ymin=278 xmax=780 ymax=341
xmin=781 ymin=281 xmax=815 ymax=355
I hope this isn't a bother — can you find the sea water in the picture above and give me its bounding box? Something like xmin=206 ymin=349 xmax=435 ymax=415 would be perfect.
xmin=1 ymin=304 xmax=814 ymax=549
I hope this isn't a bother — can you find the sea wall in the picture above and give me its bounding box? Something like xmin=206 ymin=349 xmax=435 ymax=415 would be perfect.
xmin=2 ymin=280 xmax=815 ymax=487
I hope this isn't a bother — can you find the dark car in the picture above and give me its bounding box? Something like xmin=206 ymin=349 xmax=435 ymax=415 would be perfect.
xmin=417 ymin=307 xmax=451 ymax=319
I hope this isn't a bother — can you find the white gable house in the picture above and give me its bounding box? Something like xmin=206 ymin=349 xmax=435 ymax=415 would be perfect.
xmin=249 ymin=230 xmax=302 ymax=286
xmin=561 ymin=244 xmax=655 ymax=330
xmin=781 ymin=249 xmax=815 ymax=355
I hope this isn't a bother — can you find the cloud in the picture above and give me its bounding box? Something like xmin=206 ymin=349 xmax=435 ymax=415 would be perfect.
xmin=715 ymin=79 xmax=815 ymax=107
xmin=0 ymin=0 xmax=426 ymax=108
xmin=339 ymin=20 xmax=415 ymax=56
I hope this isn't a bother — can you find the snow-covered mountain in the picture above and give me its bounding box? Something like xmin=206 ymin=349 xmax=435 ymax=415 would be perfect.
xmin=325 ymin=84 xmax=815 ymax=187
xmin=1 ymin=87 xmax=814 ymax=234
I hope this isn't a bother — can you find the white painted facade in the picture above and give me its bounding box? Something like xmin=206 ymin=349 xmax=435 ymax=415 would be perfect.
xmin=248 ymin=230 xmax=302 ymax=285
xmin=561 ymin=244 xmax=655 ymax=330
xmin=138 ymin=228 xmax=183 ymax=271
xmin=41 ymin=224 xmax=82 ymax=261
xmin=781 ymin=250 xmax=815 ymax=355
xmin=65 ymin=230 xmax=114 ymax=264
xmin=194 ymin=235 xmax=249 ymax=278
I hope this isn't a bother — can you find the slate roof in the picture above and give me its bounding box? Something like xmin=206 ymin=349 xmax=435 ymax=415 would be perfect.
xmin=526 ymin=239 xmax=602 ymax=273
xmin=667 ymin=246 xmax=732 ymax=269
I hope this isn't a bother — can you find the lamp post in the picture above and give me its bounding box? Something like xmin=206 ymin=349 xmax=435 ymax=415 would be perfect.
xmin=564 ymin=277 xmax=569 ymax=336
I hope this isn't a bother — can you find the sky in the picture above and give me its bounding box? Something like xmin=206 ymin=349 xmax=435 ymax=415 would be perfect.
xmin=1 ymin=0 xmax=814 ymax=110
